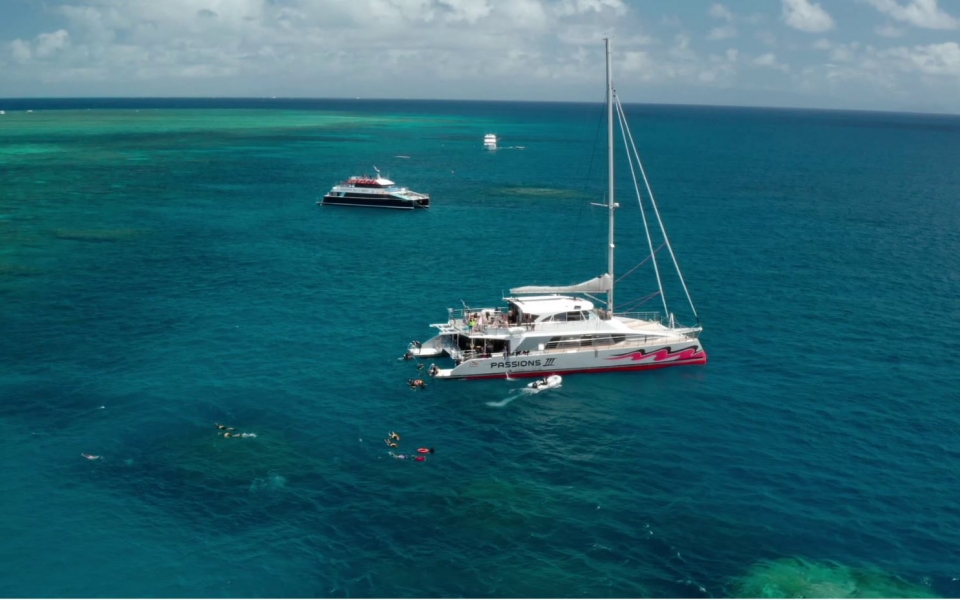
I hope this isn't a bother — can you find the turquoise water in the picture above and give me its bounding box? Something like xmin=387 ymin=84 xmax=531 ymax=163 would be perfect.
xmin=1 ymin=98 xmax=959 ymax=598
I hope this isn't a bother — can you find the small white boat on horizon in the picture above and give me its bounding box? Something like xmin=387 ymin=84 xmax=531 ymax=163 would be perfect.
xmin=484 ymin=133 xmax=497 ymax=149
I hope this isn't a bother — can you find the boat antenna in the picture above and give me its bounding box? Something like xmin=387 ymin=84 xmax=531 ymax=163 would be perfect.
xmin=373 ymin=165 xmax=380 ymax=178
xmin=604 ymin=36 xmax=617 ymax=314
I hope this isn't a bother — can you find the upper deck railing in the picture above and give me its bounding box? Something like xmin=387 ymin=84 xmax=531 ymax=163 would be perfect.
xmin=436 ymin=307 xmax=669 ymax=335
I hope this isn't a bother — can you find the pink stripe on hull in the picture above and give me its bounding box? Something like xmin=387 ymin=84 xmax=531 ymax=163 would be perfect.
xmin=457 ymin=351 xmax=708 ymax=381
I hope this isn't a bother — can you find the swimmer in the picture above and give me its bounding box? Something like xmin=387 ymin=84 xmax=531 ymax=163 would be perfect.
xmin=389 ymin=431 xmax=400 ymax=441
xmin=384 ymin=438 xmax=398 ymax=448
xmin=215 ymin=423 xmax=235 ymax=431
xmin=82 ymin=453 xmax=101 ymax=460
xmin=407 ymin=378 xmax=427 ymax=390
xmin=402 ymin=351 xmax=414 ymax=361
xmin=389 ymin=452 xmax=409 ymax=460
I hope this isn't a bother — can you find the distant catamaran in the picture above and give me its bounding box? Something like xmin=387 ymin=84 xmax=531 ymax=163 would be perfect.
xmin=408 ymin=39 xmax=706 ymax=379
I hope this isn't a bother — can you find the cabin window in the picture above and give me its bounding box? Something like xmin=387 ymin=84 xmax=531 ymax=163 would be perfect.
xmin=543 ymin=334 xmax=628 ymax=350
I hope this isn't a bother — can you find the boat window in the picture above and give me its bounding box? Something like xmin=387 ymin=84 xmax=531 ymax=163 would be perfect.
xmin=542 ymin=334 xmax=629 ymax=350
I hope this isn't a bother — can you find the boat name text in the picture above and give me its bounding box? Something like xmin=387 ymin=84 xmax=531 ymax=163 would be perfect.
xmin=491 ymin=360 xmax=542 ymax=369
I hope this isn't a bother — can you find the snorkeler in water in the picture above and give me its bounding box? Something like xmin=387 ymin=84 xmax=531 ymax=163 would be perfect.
xmin=389 ymin=431 xmax=400 ymax=441
xmin=215 ymin=423 xmax=235 ymax=431
xmin=384 ymin=438 xmax=398 ymax=448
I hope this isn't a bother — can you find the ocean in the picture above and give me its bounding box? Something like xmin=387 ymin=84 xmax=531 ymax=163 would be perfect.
xmin=1 ymin=97 xmax=958 ymax=598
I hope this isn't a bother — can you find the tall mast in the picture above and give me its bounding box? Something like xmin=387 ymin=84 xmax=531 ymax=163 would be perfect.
xmin=605 ymin=37 xmax=616 ymax=313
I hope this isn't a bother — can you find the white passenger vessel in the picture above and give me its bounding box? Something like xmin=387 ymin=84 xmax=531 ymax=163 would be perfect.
xmin=408 ymin=39 xmax=706 ymax=380
xmin=320 ymin=167 xmax=429 ymax=210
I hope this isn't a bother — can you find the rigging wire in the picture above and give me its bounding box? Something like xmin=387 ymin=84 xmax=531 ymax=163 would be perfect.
xmin=618 ymin=290 xmax=662 ymax=312
xmin=615 ymin=242 xmax=665 ymax=283
xmin=614 ymin=94 xmax=670 ymax=317
xmin=571 ymin=92 xmax=611 ymax=268
xmin=615 ymin=95 xmax=700 ymax=324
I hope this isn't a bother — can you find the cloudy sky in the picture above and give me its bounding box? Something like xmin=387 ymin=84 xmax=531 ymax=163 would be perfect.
xmin=2 ymin=0 xmax=959 ymax=113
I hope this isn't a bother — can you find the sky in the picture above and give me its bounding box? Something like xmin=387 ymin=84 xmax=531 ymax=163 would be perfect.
xmin=1 ymin=0 xmax=959 ymax=113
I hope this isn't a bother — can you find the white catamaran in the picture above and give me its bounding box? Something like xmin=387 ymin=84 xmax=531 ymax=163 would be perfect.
xmin=409 ymin=39 xmax=706 ymax=380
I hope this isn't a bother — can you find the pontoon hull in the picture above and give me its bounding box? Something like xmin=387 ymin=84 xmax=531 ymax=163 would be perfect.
xmin=319 ymin=195 xmax=429 ymax=210
xmin=430 ymin=343 xmax=706 ymax=380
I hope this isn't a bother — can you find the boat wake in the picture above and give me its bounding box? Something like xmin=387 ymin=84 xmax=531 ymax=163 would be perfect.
xmin=485 ymin=387 xmax=542 ymax=408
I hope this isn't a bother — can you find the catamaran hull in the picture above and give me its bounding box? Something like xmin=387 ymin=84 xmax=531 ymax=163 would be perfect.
xmin=432 ymin=344 xmax=707 ymax=380
xmin=319 ymin=195 xmax=429 ymax=210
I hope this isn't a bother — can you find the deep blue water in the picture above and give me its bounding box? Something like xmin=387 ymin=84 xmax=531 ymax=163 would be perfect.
xmin=1 ymin=97 xmax=959 ymax=598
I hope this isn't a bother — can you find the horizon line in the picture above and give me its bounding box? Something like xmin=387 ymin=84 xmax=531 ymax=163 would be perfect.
xmin=0 ymin=96 xmax=956 ymax=118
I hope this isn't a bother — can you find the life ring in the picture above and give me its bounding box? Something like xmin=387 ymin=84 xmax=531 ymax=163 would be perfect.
xmin=417 ymin=448 xmax=431 ymax=454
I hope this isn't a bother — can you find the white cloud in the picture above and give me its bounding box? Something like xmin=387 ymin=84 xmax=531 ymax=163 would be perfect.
xmin=556 ymin=0 xmax=626 ymax=17
xmin=864 ymin=0 xmax=959 ymax=30
xmin=781 ymin=0 xmax=835 ymax=33
xmin=756 ymin=30 xmax=777 ymax=46
xmin=8 ymin=29 xmax=70 ymax=63
xmin=35 ymin=30 xmax=71 ymax=58
xmin=616 ymin=32 xmax=738 ymax=87
xmin=831 ymin=42 xmax=860 ymax=62
xmin=2 ymin=0 xmax=958 ymax=111
xmin=10 ymin=39 xmax=32 ymax=63
xmin=875 ymin=23 xmax=906 ymax=37
xmin=709 ymin=3 xmax=734 ymax=22
xmin=882 ymin=41 xmax=960 ymax=75
xmin=753 ymin=51 xmax=789 ymax=71
xmin=707 ymin=25 xmax=738 ymax=41
xmin=0 ymin=0 xmax=674 ymax=99
xmin=706 ymin=4 xmax=737 ymax=40
xmin=798 ymin=39 xmax=960 ymax=103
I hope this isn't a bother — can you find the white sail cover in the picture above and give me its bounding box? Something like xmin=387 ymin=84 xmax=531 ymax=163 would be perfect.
xmin=510 ymin=273 xmax=612 ymax=295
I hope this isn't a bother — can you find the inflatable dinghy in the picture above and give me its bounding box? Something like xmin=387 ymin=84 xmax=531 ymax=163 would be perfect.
xmin=527 ymin=375 xmax=562 ymax=391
